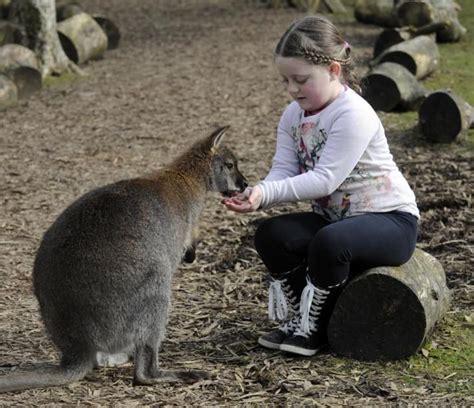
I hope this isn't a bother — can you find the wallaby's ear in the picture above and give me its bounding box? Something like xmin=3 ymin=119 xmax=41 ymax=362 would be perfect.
xmin=210 ymin=126 xmax=229 ymax=154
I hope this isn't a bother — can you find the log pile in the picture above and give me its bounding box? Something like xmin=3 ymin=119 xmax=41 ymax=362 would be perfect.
xmin=358 ymin=0 xmax=470 ymax=143
xmin=0 ymin=0 xmax=120 ymax=111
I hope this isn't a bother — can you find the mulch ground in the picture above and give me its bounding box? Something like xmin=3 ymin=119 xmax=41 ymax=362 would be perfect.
xmin=0 ymin=0 xmax=472 ymax=406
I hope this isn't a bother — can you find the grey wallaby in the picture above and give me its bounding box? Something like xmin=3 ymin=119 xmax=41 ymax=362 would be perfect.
xmin=0 ymin=126 xmax=248 ymax=393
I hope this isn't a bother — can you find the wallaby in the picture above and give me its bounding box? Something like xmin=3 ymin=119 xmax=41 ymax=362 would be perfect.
xmin=0 ymin=126 xmax=247 ymax=393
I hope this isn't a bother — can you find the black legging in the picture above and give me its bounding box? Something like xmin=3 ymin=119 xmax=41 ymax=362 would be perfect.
xmin=254 ymin=211 xmax=418 ymax=288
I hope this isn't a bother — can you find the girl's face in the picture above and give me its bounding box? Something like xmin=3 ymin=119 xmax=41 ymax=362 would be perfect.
xmin=275 ymin=56 xmax=343 ymax=112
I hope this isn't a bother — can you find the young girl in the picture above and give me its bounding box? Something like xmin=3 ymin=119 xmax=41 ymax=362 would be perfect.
xmin=223 ymin=15 xmax=419 ymax=357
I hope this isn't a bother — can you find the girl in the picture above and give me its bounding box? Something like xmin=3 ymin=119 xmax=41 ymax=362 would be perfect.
xmin=223 ymin=15 xmax=419 ymax=357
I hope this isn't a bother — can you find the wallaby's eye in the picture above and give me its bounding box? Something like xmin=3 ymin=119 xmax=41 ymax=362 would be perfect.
xmin=225 ymin=163 xmax=234 ymax=170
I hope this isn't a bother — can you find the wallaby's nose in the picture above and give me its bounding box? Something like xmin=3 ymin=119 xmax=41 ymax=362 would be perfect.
xmin=241 ymin=178 xmax=249 ymax=191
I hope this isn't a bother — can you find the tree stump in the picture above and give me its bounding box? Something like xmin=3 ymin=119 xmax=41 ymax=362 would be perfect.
xmin=363 ymin=62 xmax=426 ymax=112
xmin=57 ymin=12 xmax=108 ymax=64
xmin=0 ymin=44 xmax=41 ymax=99
xmin=93 ymin=15 xmax=121 ymax=50
xmin=354 ymin=0 xmax=399 ymax=27
xmin=328 ymin=249 xmax=450 ymax=361
xmin=372 ymin=35 xmax=439 ymax=80
xmin=396 ymin=0 xmax=466 ymax=42
xmin=0 ymin=73 xmax=17 ymax=110
xmin=419 ymin=90 xmax=474 ymax=143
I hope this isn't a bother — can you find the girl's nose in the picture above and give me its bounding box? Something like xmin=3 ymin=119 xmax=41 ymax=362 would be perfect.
xmin=287 ymin=82 xmax=299 ymax=95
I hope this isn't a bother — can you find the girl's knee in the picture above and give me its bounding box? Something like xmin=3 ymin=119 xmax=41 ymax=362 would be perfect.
xmin=309 ymin=227 xmax=351 ymax=264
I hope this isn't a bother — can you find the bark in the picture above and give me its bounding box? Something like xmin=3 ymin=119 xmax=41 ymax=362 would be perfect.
xmin=354 ymin=0 xmax=399 ymax=27
xmin=328 ymin=249 xmax=451 ymax=361
xmin=57 ymin=12 xmax=108 ymax=64
xmin=371 ymin=35 xmax=440 ymax=79
xmin=9 ymin=0 xmax=80 ymax=78
xmin=396 ymin=0 xmax=466 ymax=42
xmin=363 ymin=62 xmax=427 ymax=112
xmin=419 ymin=90 xmax=474 ymax=143
xmin=0 ymin=44 xmax=42 ymax=98
xmin=0 ymin=73 xmax=17 ymax=110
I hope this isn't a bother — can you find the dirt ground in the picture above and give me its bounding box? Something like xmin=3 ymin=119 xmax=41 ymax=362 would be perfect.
xmin=0 ymin=0 xmax=472 ymax=406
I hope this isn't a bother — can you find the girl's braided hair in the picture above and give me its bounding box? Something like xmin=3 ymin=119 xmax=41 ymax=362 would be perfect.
xmin=275 ymin=15 xmax=361 ymax=93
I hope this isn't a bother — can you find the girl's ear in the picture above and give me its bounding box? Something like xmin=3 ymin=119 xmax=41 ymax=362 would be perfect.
xmin=329 ymin=62 xmax=341 ymax=80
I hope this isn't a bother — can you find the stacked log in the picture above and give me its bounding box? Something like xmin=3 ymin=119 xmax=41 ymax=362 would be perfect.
xmin=371 ymin=35 xmax=440 ymax=80
xmin=328 ymin=249 xmax=450 ymax=361
xmin=397 ymin=0 xmax=466 ymax=42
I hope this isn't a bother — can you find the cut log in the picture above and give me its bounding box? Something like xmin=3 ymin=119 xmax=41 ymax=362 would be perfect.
xmin=419 ymin=90 xmax=474 ymax=143
xmin=57 ymin=12 xmax=108 ymax=64
xmin=93 ymin=15 xmax=120 ymax=50
xmin=363 ymin=62 xmax=427 ymax=112
xmin=396 ymin=0 xmax=466 ymax=42
xmin=328 ymin=249 xmax=450 ymax=361
xmin=371 ymin=35 xmax=439 ymax=80
xmin=0 ymin=44 xmax=41 ymax=99
xmin=354 ymin=0 xmax=399 ymax=27
xmin=373 ymin=23 xmax=445 ymax=57
xmin=0 ymin=73 xmax=17 ymax=110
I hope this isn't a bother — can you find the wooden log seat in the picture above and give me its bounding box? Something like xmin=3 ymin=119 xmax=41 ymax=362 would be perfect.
xmin=328 ymin=249 xmax=450 ymax=361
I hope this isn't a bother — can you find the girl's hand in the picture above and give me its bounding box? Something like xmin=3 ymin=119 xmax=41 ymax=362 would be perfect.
xmin=222 ymin=186 xmax=263 ymax=213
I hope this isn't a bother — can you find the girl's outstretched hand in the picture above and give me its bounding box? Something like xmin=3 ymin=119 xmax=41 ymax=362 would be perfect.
xmin=223 ymin=186 xmax=263 ymax=213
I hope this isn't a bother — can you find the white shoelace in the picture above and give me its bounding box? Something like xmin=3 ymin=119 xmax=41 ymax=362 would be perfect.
xmin=268 ymin=278 xmax=288 ymax=321
xmin=296 ymin=278 xmax=330 ymax=337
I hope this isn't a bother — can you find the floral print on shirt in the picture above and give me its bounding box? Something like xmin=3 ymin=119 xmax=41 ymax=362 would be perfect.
xmin=291 ymin=115 xmax=393 ymax=221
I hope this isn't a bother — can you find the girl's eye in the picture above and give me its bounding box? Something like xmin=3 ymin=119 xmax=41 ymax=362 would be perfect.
xmin=295 ymin=77 xmax=308 ymax=85
xmin=225 ymin=163 xmax=234 ymax=170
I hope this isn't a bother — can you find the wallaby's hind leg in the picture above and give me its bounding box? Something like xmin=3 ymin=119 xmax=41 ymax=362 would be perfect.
xmin=133 ymin=344 xmax=209 ymax=385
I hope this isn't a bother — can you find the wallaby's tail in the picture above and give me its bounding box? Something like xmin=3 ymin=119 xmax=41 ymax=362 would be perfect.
xmin=0 ymin=360 xmax=92 ymax=393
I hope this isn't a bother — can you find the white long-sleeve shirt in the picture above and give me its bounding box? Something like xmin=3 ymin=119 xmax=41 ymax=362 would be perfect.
xmin=258 ymin=87 xmax=419 ymax=221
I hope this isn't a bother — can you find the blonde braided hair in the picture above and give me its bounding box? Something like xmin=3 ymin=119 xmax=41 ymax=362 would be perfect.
xmin=301 ymin=48 xmax=351 ymax=66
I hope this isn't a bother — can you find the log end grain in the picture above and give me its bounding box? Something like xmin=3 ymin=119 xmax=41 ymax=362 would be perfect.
xmin=380 ymin=51 xmax=417 ymax=76
xmin=363 ymin=73 xmax=400 ymax=112
xmin=328 ymin=274 xmax=427 ymax=361
xmin=419 ymin=91 xmax=462 ymax=143
xmin=93 ymin=16 xmax=121 ymax=50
